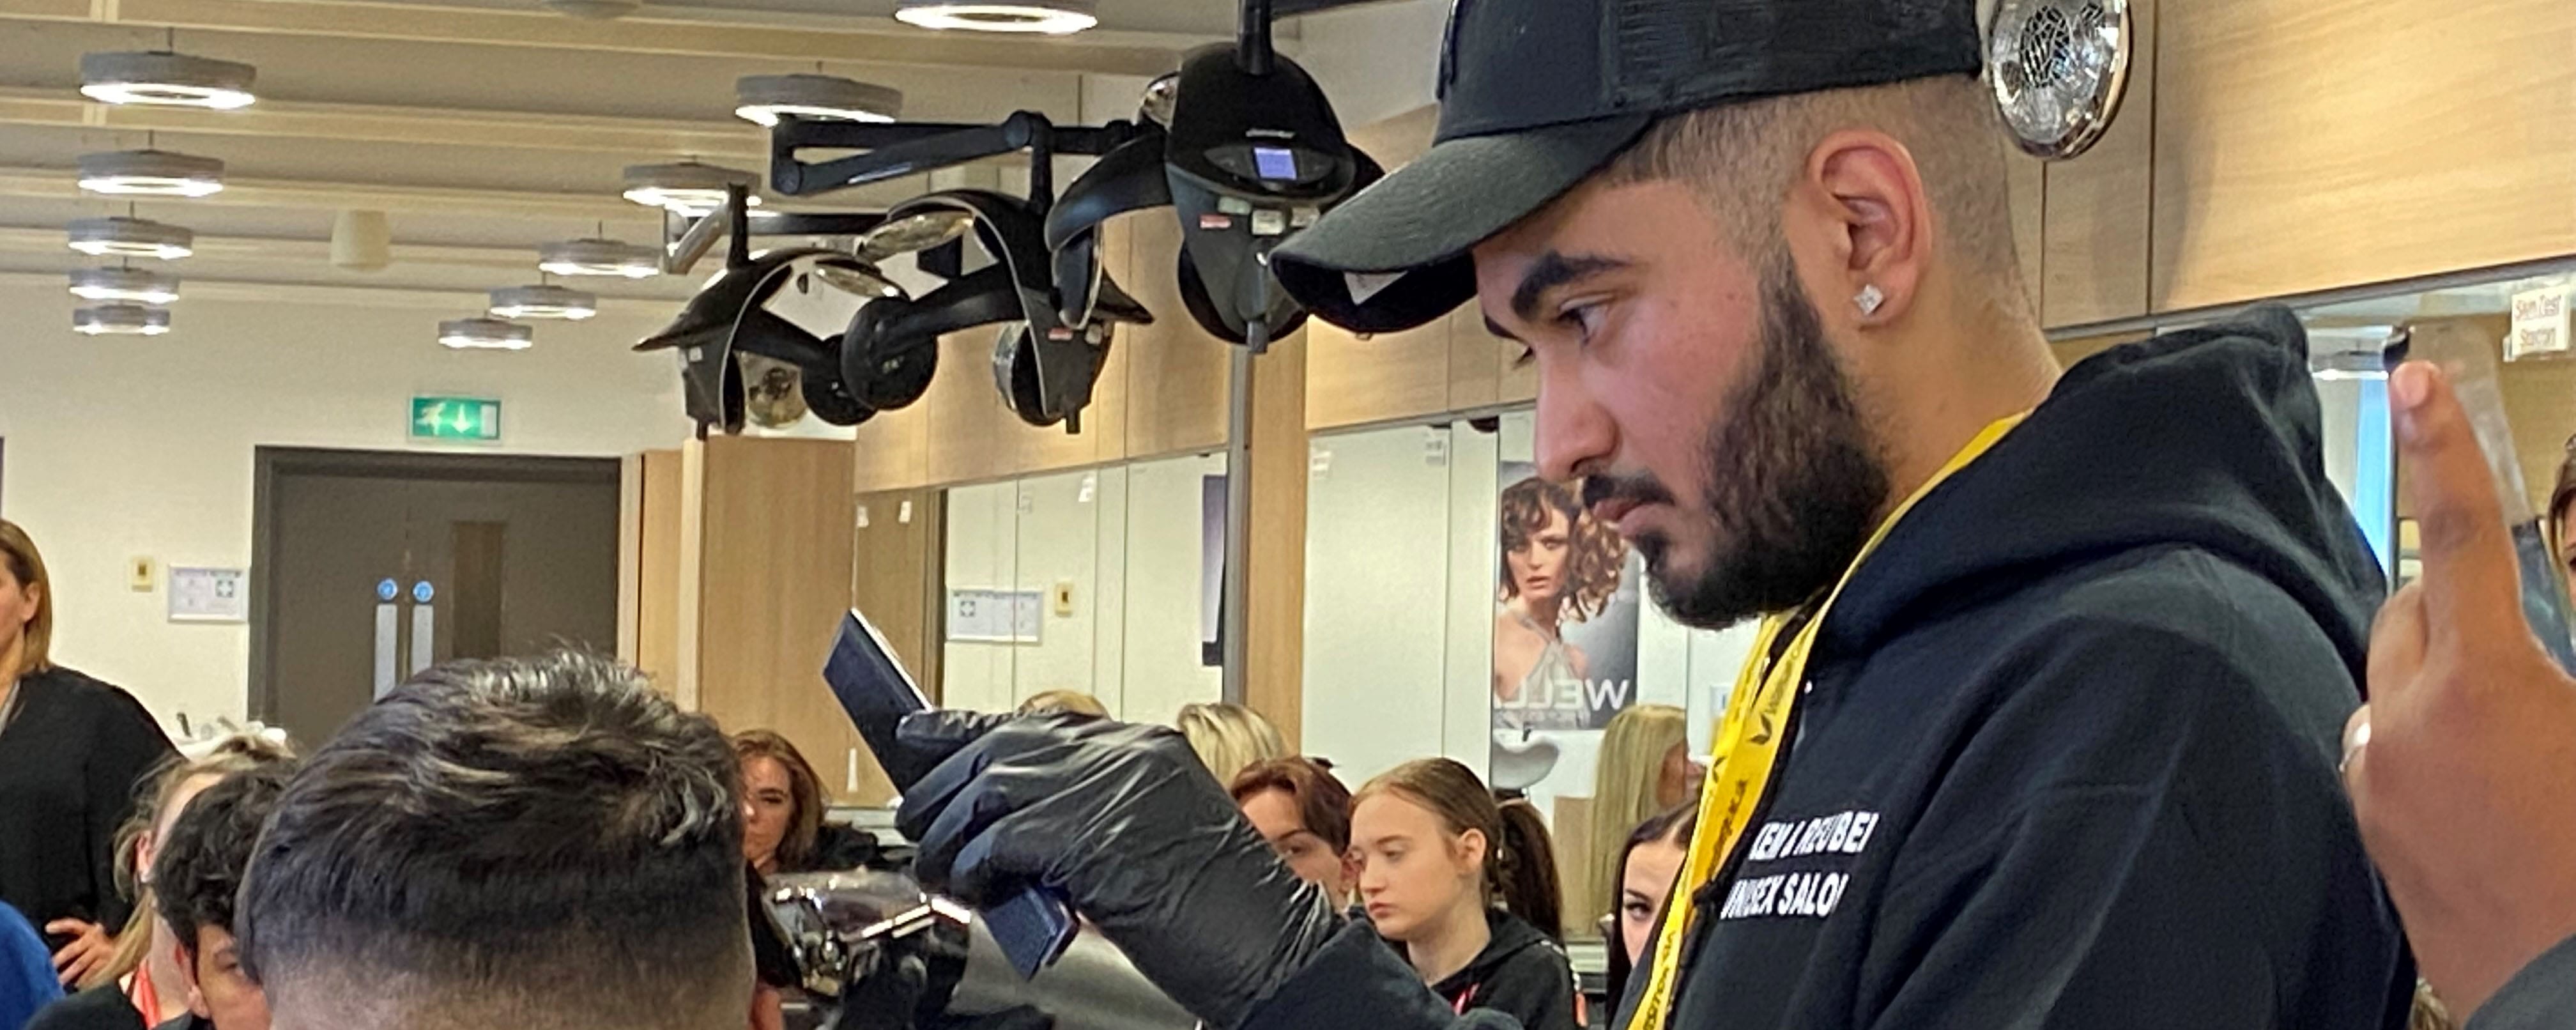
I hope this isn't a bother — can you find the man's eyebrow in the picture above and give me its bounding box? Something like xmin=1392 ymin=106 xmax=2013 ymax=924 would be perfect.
xmin=1510 ymin=252 xmax=1629 ymax=323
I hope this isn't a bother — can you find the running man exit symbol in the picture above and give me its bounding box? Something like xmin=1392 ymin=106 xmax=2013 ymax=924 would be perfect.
xmin=410 ymin=397 xmax=502 ymax=442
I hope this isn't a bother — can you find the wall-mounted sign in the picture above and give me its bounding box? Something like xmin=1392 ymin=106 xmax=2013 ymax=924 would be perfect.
xmin=169 ymin=566 xmax=248 ymax=623
xmin=411 ymin=396 xmax=502 ymax=442
xmin=946 ymin=588 xmax=1043 ymax=644
xmin=2510 ymin=283 xmax=2573 ymax=361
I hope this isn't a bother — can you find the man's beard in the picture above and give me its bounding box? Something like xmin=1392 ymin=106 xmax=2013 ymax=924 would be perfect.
xmin=1593 ymin=262 xmax=1892 ymax=629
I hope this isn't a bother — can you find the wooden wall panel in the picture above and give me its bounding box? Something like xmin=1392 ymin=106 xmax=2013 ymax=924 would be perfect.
xmin=1245 ymin=332 xmax=1308 ymax=749
xmin=635 ymin=449 xmax=685 ymax=695
xmin=692 ymin=436 xmax=866 ymax=804
xmin=2040 ymin=0 xmax=2156 ymax=327
xmin=1118 ymin=213 xmax=1236 ymax=459
xmin=1305 ymin=317 xmax=1454 ymax=430
xmin=923 ymin=330 xmax=1011 ymax=485
xmin=845 ymin=487 xmax=943 ymax=804
xmin=2152 ymin=0 xmax=2576 ymax=312
xmin=617 ymin=453 xmax=644 ymax=665
xmin=851 ymin=402 xmax=931 ymax=493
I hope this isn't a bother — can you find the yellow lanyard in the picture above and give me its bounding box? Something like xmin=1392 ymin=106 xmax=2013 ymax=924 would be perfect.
xmin=1630 ymin=412 xmax=2028 ymax=1030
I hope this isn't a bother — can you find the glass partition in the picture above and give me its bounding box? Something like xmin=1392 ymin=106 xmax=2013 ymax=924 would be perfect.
xmin=940 ymin=452 xmax=1229 ymax=723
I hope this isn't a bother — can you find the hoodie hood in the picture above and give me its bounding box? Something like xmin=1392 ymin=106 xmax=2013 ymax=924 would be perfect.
xmin=1427 ymin=909 xmax=1556 ymax=997
xmin=1820 ymin=304 xmax=2386 ymax=675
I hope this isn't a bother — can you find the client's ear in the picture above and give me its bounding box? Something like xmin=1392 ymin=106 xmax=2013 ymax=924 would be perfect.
xmin=172 ymin=938 xmax=211 ymax=1018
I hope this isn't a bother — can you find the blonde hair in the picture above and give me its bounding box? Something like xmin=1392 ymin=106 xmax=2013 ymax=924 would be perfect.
xmin=0 ymin=519 xmax=56 ymax=679
xmin=1175 ymin=702 xmax=1287 ymax=785
xmin=87 ymin=733 xmax=298 ymax=990
xmin=1019 ymin=690 xmax=1109 ymax=718
xmin=1581 ymin=704 xmax=1688 ymax=928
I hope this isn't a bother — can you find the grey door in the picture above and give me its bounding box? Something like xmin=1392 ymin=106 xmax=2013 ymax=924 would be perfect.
xmin=251 ymin=449 xmax=620 ymax=748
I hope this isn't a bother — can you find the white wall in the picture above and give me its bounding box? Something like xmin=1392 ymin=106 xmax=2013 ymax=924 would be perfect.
xmin=938 ymin=454 xmax=1223 ymax=721
xmin=0 ymin=281 xmax=693 ymax=732
xmin=1291 ymin=0 xmax=1448 ymax=130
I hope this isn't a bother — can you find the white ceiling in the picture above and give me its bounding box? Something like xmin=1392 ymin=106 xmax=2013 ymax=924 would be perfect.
xmin=0 ymin=0 xmax=1413 ymax=309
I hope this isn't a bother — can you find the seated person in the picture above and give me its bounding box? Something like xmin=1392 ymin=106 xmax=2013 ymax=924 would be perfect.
xmin=1351 ymin=759 xmax=1577 ymax=1030
xmin=1175 ymin=703 xmax=1287 ymax=786
xmin=234 ymin=651 xmax=759 ymax=1030
xmin=149 ymin=765 xmax=292 ymax=1030
xmin=1017 ymin=691 xmax=1108 ymax=718
xmin=1602 ymin=806 xmax=1693 ymax=1005
xmin=733 ymin=730 xmax=881 ymax=875
xmin=1227 ymin=758 xmax=1356 ymax=903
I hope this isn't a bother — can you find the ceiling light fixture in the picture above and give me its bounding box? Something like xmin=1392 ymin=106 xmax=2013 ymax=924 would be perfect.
xmin=622 ymin=162 xmax=762 ymax=216
xmin=79 ymin=50 xmax=257 ymax=109
xmin=78 ymin=150 xmax=225 ymax=197
xmin=438 ymin=316 xmax=535 ymax=350
xmin=65 ymin=217 xmax=194 ymax=259
xmin=893 ymin=0 xmax=1097 ymax=34
xmin=733 ymin=74 xmax=903 ymax=126
xmin=73 ymin=303 xmax=170 ymax=335
xmin=68 ymin=267 xmax=180 ymax=304
xmin=538 ymin=237 xmax=662 ymax=279
xmin=488 ymin=283 xmax=599 ymax=320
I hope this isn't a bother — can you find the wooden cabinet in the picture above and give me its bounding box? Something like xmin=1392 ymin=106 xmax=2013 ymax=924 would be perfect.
xmin=2040 ymin=0 xmax=2158 ymax=327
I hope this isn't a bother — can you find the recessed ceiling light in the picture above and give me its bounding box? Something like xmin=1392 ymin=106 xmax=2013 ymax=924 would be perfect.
xmin=488 ymin=284 xmax=599 ymax=320
xmin=622 ymin=162 xmax=762 ymax=216
xmin=438 ymin=316 xmax=535 ymax=350
xmin=68 ymin=267 xmax=180 ymax=305
xmin=66 ymin=217 xmax=194 ymax=259
xmin=78 ymin=150 xmax=225 ymax=197
xmin=538 ymin=238 xmax=662 ymax=279
xmin=733 ymin=75 xmax=903 ymax=127
xmin=73 ymin=303 xmax=170 ymax=335
xmin=893 ymin=0 xmax=1097 ymax=34
xmin=79 ymin=51 xmax=257 ymax=109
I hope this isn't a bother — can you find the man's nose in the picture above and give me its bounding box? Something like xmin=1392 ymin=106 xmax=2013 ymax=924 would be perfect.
xmin=1534 ymin=365 xmax=1613 ymax=483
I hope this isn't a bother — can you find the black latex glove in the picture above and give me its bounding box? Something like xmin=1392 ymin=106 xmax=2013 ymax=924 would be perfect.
xmin=893 ymin=712 xmax=1342 ymax=1030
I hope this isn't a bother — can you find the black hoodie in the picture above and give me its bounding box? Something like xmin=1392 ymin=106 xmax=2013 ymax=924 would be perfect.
xmin=1241 ymin=307 xmax=2412 ymax=1030
xmin=1416 ymin=910 xmax=1579 ymax=1030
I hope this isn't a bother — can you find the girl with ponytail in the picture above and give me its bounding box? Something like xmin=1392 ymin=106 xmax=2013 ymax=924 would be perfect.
xmin=1351 ymin=758 xmax=1580 ymax=1030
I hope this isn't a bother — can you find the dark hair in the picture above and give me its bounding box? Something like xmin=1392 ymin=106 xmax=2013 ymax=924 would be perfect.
xmin=1498 ymin=477 xmax=1625 ymax=622
xmin=153 ymin=764 xmax=293 ymax=955
xmin=1358 ymin=758 xmax=1565 ymax=941
xmin=236 ymin=650 xmax=748 ymax=1029
xmin=733 ymin=729 xmax=827 ymax=871
xmin=1228 ymin=757 xmax=1356 ymax=852
xmin=1603 ymin=805 xmax=1697 ymax=1002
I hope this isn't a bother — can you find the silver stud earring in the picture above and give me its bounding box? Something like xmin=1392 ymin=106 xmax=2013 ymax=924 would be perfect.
xmin=1853 ymin=284 xmax=1885 ymax=317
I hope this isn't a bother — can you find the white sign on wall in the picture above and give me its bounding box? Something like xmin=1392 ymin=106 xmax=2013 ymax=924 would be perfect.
xmin=2510 ymin=282 xmax=2573 ymax=361
xmin=947 ymin=588 xmax=1044 ymax=644
xmin=168 ymin=567 xmax=249 ymax=623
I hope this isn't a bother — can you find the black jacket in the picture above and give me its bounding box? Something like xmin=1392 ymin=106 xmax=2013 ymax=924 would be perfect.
xmin=2471 ymin=934 xmax=2576 ymax=1030
xmin=0 ymin=668 xmax=174 ymax=951
xmin=24 ymin=985 xmax=144 ymax=1030
xmin=1240 ymin=307 xmax=2411 ymax=1030
xmin=1419 ymin=911 xmax=1577 ymax=1030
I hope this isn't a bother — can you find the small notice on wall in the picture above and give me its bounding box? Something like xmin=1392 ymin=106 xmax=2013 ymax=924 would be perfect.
xmin=169 ymin=567 xmax=248 ymax=623
xmin=947 ymin=588 xmax=1044 ymax=644
xmin=2510 ymin=283 xmax=2573 ymax=361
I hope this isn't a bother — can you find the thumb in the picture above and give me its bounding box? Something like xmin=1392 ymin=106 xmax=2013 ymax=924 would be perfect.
xmin=2392 ymin=361 xmax=2524 ymax=650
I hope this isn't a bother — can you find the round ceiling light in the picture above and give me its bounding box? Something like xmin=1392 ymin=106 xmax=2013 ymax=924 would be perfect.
xmin=73 ymin=303 xmax=170 ymax=335
xmin=622 ymin=162 xmax=762 ymax=216
xmin=65 ymin=217 xmax=194 ymax=259
xmin=537 ymin=237 xmax=662 ymax=279
xmin=734 ymin=75 xmax=903 ymax=127
xmin=893 ymin=0 xmax=1097 ymax=34
xmin=78 ymin=150 xmax=225 ymax=197
xmin=79 ymin=51 xmax=257 ymax=109
xmin=68 ymin=266 xmax=180 ymax=304
xmin=438 ymin=316 xmax=535 ymax=350
xmin=488 ymin=283 xmax=599 ymax=320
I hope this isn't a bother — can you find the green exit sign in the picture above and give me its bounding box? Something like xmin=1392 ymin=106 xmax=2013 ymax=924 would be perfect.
xmin=411 ymin=397 xmax=502 ymax=442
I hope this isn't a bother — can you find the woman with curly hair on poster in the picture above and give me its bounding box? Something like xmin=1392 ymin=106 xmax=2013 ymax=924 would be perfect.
xmin=1494 ymin=476 xmax=1629 ymax=730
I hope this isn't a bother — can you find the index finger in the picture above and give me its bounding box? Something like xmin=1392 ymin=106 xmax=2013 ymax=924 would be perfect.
xmin=2392 ymin=360 xmax=2525 ymax=651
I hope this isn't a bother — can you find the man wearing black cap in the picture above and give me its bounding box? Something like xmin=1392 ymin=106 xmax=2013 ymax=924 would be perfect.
xmin=889 ymin=2 xmax=2414 ymax=1029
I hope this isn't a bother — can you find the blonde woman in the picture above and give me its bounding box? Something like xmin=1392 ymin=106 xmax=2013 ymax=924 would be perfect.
xmin=1019 ymin=690 xmax=1110 ymax=718
xmin=0 ymin=519 xmax=174 ymax=986
xmin=1579 ymin=704 xmax=1690 ymax=926
xmin=1175 ymin=702 xmax=1287 ymax=785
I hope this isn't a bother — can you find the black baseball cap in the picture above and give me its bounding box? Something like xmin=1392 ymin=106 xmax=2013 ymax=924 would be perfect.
xmin=1271 ymin=0 xmax=1984 ymax=334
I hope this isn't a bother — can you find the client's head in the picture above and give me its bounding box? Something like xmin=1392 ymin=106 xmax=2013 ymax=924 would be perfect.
xmin=236 ymin=650 xmax=749 ymax=1030
xmin=153 ymin=762 xmax=293 ymax=1030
